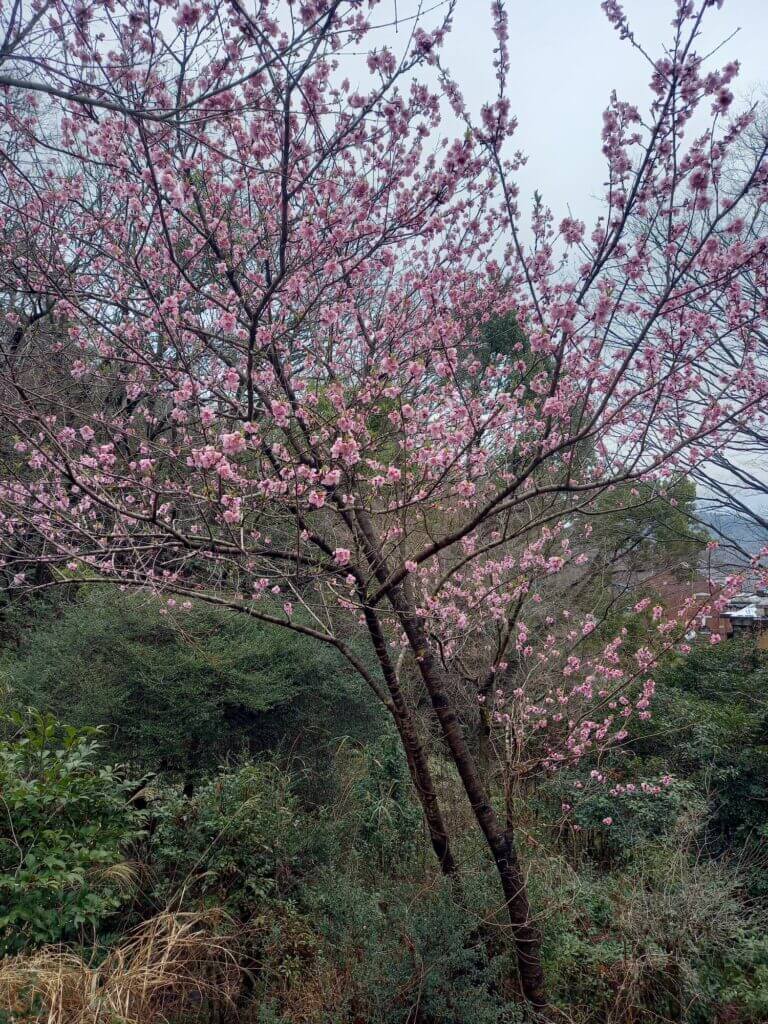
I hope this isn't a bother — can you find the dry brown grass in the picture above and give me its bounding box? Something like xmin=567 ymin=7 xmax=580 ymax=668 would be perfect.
xmin=0 ymin=910 xmax=243 ymax=1024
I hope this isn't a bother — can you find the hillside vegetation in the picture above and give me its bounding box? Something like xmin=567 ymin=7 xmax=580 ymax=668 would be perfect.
xmin=1 ymin=590 xmax=767 ymax=1024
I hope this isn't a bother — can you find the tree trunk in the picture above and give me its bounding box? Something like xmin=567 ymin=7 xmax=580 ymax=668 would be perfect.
xmin=361 ymin=601 xmax=456 ymax=875
xmin=392 ymin=708 xmax=455 ymax=875
xmin=478 ymin=704 xmax=492 ymax=778
xmin=392 ymin=591 xmax=547 ymax=1009
xmin=349 ymin=508 xmax=542 ymax=1001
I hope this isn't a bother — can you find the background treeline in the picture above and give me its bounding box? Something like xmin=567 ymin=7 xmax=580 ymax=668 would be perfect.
xmin=1 ymin=581 xmax=767 ymax=1024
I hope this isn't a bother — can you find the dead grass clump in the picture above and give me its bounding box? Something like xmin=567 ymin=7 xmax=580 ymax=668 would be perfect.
xmin=0 ymin=910 xmax=243 ymax=1024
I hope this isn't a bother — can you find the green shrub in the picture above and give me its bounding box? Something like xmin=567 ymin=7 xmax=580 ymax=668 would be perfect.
xmin=531 ymin=843 xmax=768 ymax=1023
xmin=348 ymin=732 xmax=425 ymax=873
xmin=635 ymin=641 xmax=768 ymax=848
xmin=269 ymin=866 xmax=524 ymax=1024
xmin=0 ymin=709 xmax=141 ymax=954
xmin=148 ymin=759 xmax=330 ymax=918
xmin=567 ymin=778 xmax=702 ymax=865
xmin=2 ymin=589 xmax=382 ymax=785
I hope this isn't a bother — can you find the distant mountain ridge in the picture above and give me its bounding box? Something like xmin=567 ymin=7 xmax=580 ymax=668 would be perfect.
xmin=696 ymin=512 xmax=768 ymax=585
xmin=697 ymin=511 xmax=768 ymax=554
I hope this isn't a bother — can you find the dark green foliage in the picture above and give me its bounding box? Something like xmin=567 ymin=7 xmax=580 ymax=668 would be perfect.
xmin=477 ymin=312 xmax=534 ymax=377
xmin=2 ymin=699 xmax=768 ymax=1023
xmin=291 ymin=870 xmax=524 ymax=1024
xmin=550 ymin=773 xmax=702 ymax=866
xmin=146 ymin=755 xmax=522 ymax=1023
xmin=523 ymin=837 xmax=768 ymax=1024
xmin=148 ymin=760 xmax=330 ymax=918
xmin=3 ymin=584 xmax=768 ymax=1023
xmin=0 ymin=710 xmax=141 ymax=953
xmin=634 ymin=640 xmax=768 ymax=851
xmin=348 ymin=732 xmax=424 ymax=872
xmin=2 ymin=588 xmax=381 ymax=782
xmin=594 ymin=478 xmax=707 ymax=579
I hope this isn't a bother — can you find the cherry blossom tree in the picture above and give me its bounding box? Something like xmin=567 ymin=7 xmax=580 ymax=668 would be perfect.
xmin=2 ymin=0 xmax=768 ymax=1008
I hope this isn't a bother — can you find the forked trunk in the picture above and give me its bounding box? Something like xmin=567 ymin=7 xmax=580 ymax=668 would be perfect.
xmin=392 ymin=592 xmax=547 ymax=1009
xmin=361 ymin=600 xmax=456 ymax=875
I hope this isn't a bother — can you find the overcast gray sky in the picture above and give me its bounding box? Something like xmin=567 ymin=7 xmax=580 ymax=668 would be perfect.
xmin=393 ymin=0 xmax=768 ymax=225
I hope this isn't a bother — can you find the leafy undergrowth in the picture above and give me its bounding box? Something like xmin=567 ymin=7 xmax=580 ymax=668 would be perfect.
xmin=1 ymin=666 xmax=768 ymax=1024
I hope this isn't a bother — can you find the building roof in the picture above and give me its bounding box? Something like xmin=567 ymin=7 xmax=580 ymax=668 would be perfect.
xmin=730 ymin=604 xmax=760 ymax=619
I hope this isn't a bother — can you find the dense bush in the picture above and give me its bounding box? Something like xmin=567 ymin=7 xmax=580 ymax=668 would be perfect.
xmin=2 ymin=606 xmax=768 ymax=1023
xmin=631 ymin=641 xmax=768 ymax=872
xmin=148 ymin=759 xmax=332 ymax=919
xmin=532 ymin=847 xmax=768 ymax=1023
xmin=280 ymin=870 xmax=524 ymax=1024
xmin=137 ymin=744 xmax=525 ymax=1024
xmin=0 ymin=710 xmax=141 ymax=953
xmin=546 ymin=770 xmax=704 ymax=866
xmin=347 ymin=732 xmax=425 ymax=873
xmin=2 ymin=589 xmax=381 ymax=784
